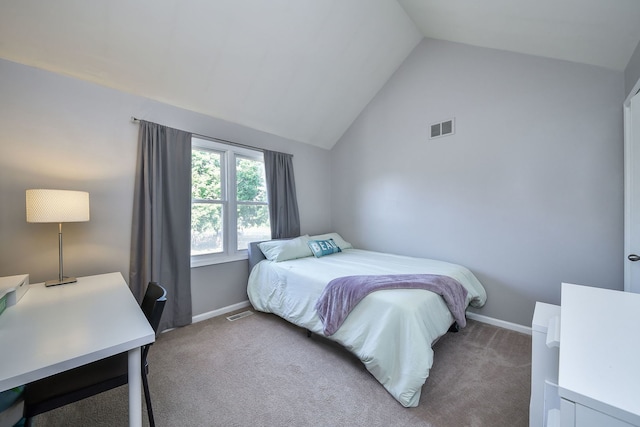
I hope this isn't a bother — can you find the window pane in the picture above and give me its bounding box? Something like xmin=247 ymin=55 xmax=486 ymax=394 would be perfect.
xmin=191 ymin=203 xmax=224 ymax=254
xmin=192 ymin=149 xmax=222 ymax=200
xmin=237 ymin=204 xmax=270 ymax=250
xmin=236 ymin=157 xmax=267 ymax=202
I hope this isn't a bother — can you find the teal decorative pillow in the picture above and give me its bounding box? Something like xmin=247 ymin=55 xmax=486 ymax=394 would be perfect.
xmin=310 ymin=232 xmax=353 ymax=250
xmin=307 ymin=238 xmax=342 ymax=258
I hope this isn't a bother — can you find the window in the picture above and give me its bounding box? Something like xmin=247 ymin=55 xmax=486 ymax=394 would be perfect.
xmin=191 ymin=137 xmax=270 ymax=266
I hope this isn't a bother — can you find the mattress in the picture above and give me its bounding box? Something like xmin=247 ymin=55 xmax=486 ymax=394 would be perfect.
xmin=247 ymin=248 xmax=486 ymax=407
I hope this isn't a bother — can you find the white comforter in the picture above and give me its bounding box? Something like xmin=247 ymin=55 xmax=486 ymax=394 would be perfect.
xmin=247 ymin=249 xmax=487 ymax=407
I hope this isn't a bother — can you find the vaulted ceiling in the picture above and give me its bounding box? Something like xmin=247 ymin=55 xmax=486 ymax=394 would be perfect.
xmin=1 ymin=1 xmax=640 ymax=149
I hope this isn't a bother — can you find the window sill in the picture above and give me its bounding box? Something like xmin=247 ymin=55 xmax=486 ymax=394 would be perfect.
xmin=191 ymin=252 xmax=248 ymax=268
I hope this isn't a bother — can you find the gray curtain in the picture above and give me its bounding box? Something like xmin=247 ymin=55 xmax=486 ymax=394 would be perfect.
xmin=264 ymin=150 xmax=300 ymax=239
xmin=130 ymin=120 xmax=192 ymax=332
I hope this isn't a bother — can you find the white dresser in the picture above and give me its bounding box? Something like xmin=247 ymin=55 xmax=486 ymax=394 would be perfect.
xmin=557 ymin=283 xmax=640 ymax=427
xmin=530 ymin=302 xmax=561 ymax=427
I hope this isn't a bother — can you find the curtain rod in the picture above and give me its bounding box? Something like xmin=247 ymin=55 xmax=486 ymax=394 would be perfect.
xmin=131 ymin=116 xmax=275 ymax=155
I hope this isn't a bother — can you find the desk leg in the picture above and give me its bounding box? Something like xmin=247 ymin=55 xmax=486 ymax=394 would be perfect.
xmin=128 ymin=347 xmax=142 ymax=427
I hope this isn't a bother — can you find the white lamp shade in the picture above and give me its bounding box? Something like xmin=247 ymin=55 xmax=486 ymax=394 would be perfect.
xmin=26 ymin=189 xmax=90 ymax=223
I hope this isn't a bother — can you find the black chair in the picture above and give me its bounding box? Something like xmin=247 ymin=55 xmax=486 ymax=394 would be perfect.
xmin=23 ymin=282 xmax=167 ymax=427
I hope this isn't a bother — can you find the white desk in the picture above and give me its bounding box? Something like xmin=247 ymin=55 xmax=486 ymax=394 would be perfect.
xmin=559 ymin=283 xmax=640 ymax=427
xmin=0 ymin=272 xmax=155 ymax=427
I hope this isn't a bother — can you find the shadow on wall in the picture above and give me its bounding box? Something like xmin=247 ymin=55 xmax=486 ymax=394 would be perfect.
xmin=468 ymin=270 xmax=546 ymax=327
xmin=0 ymin=163 xmax=134 ymax=283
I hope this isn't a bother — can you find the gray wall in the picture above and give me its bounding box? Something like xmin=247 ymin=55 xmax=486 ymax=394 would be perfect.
xmin=625 ymin=39 xmax=640 ymax=99
xmin=0 ymin=58 xmax=332 ymax=316
xmin=331 ymin=38 xmax=625 ymax=326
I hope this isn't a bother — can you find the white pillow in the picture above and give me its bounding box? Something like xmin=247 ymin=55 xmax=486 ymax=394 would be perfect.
xmin=309 ymin=232 xmax=353 ymax=250
xmin=258 ymin=235 xmax=313 ymax=262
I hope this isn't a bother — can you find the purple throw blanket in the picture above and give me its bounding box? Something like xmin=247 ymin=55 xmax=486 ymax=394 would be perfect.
xmin=315 ymin=274 xmax=469 ymax=336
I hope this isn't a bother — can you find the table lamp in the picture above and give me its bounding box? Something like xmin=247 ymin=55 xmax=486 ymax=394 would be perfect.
xmin=26 ymin=189 xmax=90 ymax=287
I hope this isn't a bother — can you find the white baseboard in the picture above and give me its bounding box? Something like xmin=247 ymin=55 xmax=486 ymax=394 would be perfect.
xmin=192 ymin=300 xmax=252 ymax=324
xmin=192 ymin=301 xmax=532 ymax=335
xmin=466 ymin=312 xmax=532 ymax=335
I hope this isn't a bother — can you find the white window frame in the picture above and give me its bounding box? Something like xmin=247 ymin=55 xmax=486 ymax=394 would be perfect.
xmin=191 ymin=137 xmax=268 ymax=267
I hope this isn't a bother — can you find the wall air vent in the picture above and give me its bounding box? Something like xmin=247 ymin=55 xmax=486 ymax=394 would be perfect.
xmin=429 ymin=118 xmax=455 ymax=139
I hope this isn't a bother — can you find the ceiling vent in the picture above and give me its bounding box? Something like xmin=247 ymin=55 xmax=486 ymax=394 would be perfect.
xmin=429 ymin=118 xmax=455 ymax=139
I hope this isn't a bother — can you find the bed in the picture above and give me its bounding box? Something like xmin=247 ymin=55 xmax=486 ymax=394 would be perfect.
xmin=247 ymin=233 xmax=487 ymax=407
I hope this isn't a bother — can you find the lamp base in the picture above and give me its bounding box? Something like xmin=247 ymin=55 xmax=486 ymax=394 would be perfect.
xmin=45 ymin=277 xmax=77 ymax=287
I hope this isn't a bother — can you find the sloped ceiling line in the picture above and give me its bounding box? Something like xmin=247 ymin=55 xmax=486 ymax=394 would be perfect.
xmin=0 ymin=0 xmax=639 ymax=149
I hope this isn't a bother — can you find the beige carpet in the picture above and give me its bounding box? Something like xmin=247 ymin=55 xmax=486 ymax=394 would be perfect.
xmin=33 ymin=310 xmax=531 ymax=426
